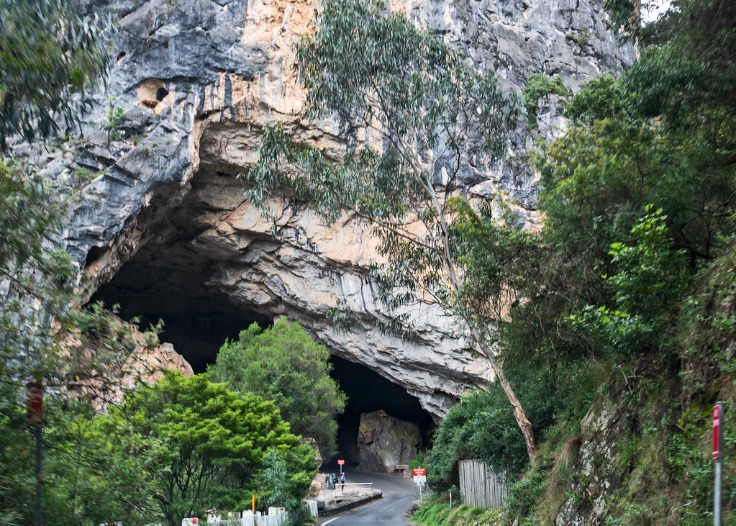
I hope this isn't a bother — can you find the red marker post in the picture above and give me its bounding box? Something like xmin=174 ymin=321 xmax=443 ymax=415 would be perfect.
xmin=27 ymin=381 xmax=44 ymax=526
xmin=337 ymin=459 xmax=345 ymax=474
xmin=713 ymin=402 xmax=723 ymax=526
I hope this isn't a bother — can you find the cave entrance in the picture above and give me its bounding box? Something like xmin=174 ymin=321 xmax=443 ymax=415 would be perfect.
xmin=87 ymin=163 xmax=435 ymax=468
xmin=90 ymin=247 xmax=435 ymax=466
xmin=91 ymin=259 xmax=271 ymax=373
xmin=329 ymin=355 xmax=435 ymax=466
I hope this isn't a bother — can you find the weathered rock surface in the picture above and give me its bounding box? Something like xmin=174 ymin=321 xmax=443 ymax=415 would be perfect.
xmin=357 ymin=410 xmax=422 ymax=472
xmin=26 ymin=0 xmax=634 ymax=418
xmin=65 ymin=324 xmax=193 ymax=407
xmin=554 ymin=397 xmax=624 ymax=525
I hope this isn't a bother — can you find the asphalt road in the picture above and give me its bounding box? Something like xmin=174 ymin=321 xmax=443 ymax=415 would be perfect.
xmin=318 ymin=469 xmax=419 ymax=525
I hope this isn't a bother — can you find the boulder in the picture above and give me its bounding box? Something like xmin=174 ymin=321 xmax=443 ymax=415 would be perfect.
xmin=358 ymin=410 xmax=422 ymax=472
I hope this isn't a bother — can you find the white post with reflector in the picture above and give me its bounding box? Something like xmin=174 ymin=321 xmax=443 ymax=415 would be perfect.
xmin=182 ymin=518 xmax=199 ymax=526
xmin=713 ymin=402 xmax=723 ymax=526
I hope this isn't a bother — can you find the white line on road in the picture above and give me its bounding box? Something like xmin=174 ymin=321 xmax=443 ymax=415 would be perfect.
xmin=322 ymin=518 xmax=340 ymax=525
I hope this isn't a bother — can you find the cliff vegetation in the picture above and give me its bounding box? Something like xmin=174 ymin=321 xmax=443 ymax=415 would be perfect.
xmin=413 ymin=0 xmax=736 ymax=523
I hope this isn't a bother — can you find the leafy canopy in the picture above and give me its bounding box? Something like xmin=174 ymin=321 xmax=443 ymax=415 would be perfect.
xmin=208 ymin=319 xmax=346 ymax=460
xmin=0 ymin=0 xmax=109 ymax=148
xmin=0 ymin=3 xmax=126 ymax=524
xmin=447 ymin=0 xmax=736 ymax=521
xmin=93 ymin=372 xmax=317 ymax=525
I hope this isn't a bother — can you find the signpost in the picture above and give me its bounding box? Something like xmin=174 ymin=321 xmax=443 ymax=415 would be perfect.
xmin=413 ymin=468 xmax=427 ymax=502
xmin=27 ymin=381 xmax=43 ymax=526
xmin=713 ymin=402 xmax=723 ymax=526
xmin=337 ymin=459 xmax=345 ymax=474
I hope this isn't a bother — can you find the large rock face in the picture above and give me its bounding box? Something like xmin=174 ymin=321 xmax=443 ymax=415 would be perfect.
xmin=32 ymin=0 xmax=633 ymax=419
xmin=357 ymin=410 xmax=422 ymax=472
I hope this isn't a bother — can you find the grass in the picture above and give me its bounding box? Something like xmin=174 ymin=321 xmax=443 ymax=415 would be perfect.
xmin=412 ymin=497 xmax=503 ymax=526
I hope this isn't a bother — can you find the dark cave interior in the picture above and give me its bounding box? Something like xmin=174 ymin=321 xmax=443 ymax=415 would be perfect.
xmin=91 ymin=255 xmax=435 ymax=464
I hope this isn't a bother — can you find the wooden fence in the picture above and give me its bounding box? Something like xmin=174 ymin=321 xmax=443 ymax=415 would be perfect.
xmin=458 ymin=459 xmax=507 ymax=509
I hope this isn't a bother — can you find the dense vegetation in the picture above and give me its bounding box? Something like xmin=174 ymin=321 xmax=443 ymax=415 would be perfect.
xmin=245 ymin=0 xmax=538 ymax=459
xmin=207 ymin=318 xmax=346 ymax=460
xmin=419 ymin=0 xmax=736 ymax=523
xmin=1 ymin=0 xmax=734 ymax=524
xmin=0 ymin=2 xmax=320 ymax=525
xmin=69 ymin=372 xmax=317 ymax=526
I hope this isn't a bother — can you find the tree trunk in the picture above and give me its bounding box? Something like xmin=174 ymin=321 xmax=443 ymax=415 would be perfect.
xmin=427 ymin=181 xmax=538 ymax=462
xmin=470 ymin=325 xmax=538 ymax=461
xmin=494 ymin=365 xmax=538 ymax=460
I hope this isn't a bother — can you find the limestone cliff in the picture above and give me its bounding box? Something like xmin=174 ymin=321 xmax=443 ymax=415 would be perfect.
xmin=32 ymin=0 xmax=633 ymax=418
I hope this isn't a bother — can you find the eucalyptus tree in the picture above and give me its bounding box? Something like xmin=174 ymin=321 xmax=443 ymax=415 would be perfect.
xmin=244 ymin=0 xmax=538 ymax=459
xmin=0 ymin=0 xmax=109 ymax=148
xmin=0 ymin=0 xmax=110 ymax=388
xmin=0 ymin=2 xmax=116 ymax=523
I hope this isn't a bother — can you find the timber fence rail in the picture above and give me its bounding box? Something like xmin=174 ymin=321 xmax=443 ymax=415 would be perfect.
xmin=458 ymin=459 xmax=507 ymax=509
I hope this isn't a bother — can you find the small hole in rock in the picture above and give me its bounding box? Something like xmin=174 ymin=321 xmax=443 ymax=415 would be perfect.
xmin=85 ymin=246 xmax=107 ymax=267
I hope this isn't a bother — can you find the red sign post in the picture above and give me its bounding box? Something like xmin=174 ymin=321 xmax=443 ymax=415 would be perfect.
xmin=26 ymin=380 xmax=44 ymax=526
xmin=26 ymin=380 xmax=44 ymax=427
xmin=337 ymin=459 xmax=344 ymax=474
xmin=413 ymin=467 xmax=427 ymax=502
xmin=713 ymin=404 xmax=721 ymax=460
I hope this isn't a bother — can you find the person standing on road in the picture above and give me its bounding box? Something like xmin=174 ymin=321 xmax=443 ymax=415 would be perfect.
xmin=332 ymin=473 xmax=338 ymax=490
xmin=340 ymin=472 xmax=346 ymax=492
xmin=324 ymin=473 xmax=332 ymax=490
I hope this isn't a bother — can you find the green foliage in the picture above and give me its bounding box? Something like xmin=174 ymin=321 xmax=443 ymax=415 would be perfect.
xmin=143 ymin=318 xmax=165 ymax=349
xmin=207 ymin=318 xmax=346 ymax=459
xmin=447 ymin=197 xmax=538 ymax=330
xmin=105 ymin=98 xmax=125 ymax=141
xmin=677 ymin=242 xmax=736 ymax=399
xmin=564 ymin=74 xmax=634 ymax=125
xmin=0 ymin=6 xmax=136 ymax=521
xmin=425 ymin=0 xmax=736 ymax=522
xmin=412 ymin=496 xmax=503 ymax=526
xmin=41 ymin=401 xmax=156 ymax=526
xmin=427 ymin=364 xmax=563 ymax=486
xmin=522 ymin=73 xmax=569 ymax=128
xmin=95 ymin=372 xmax=317 ymax=525
xmin=0 ymin=3 xmax=223 ymax=525
xmin=0 ymin=0 xmax=109 ymax=148
xmin=257 ymin=448 xmax=315 ymax=512
xmin=504 ymin=470 xmax=548 ymax=520
xmin=324 ymin=299 xmax=351 ymax=333
xmin=11 ymin=375 xmax=317 ymax=526
xmin=0 ymin=160 xmax=138 ymax=408
xmin=408 ymin=450 xmax=428 ymax=470
xmin=295 ymin=0 xmax=516 ymax=156
xmin=623 ymin=0 xmax=735 ymax=128
xmin=570 ymin=207 xmax=690 ymax=354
